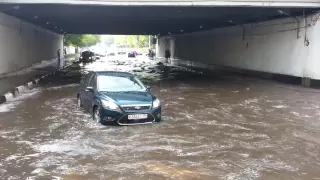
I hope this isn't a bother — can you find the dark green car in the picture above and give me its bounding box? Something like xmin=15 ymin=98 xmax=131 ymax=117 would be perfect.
xmin=77 ymin=71 xmax=161 ymax=125
xmin=79 ymin=51 xmax=96 ymax=63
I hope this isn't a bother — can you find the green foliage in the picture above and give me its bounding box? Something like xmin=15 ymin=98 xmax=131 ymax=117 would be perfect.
xmin=127 ymin=36 xmax=137 ymax=48
xmin=113 ymin=35 xmax=131 ymax=46
xmin=137 ymin=35 xmax=148 ymax=48
xmin=82 ymin=35 xmax=101 ymax=47
xmin=104 ymin=36 xmax=115 ymax=46
xmin=64 ymin=34 xmax=82 ymax=46
xmin=109 ymin=35 xmax=149 ymax=48
xmin=64 ymin=34 xmax=101 ymax=47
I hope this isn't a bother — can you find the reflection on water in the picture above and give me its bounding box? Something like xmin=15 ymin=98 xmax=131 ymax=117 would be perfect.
xmin=0 ymin=56 xmax=320 ymax=179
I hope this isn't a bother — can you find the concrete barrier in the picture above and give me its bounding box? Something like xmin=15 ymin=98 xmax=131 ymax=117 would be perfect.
xmin=0 ymin=58 xmax=76 ymax=105
xmin=4 ymin=92 xmax=14 ymax=102
xmin=0 ymin=95 xmax=6 ymax=104
xmin=16 ymin=85 xmax=29 ymax=94
xmin=27 ymin=82 xmax=34 ymax=89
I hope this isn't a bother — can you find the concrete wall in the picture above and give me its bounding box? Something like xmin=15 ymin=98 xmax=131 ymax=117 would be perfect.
xmin=306 ymin=15 xmax=320 ymax=79
xmin=0 ymin=12 xmax=63 ymax=76
xmin=159 ymin=13 xmax=320 ymax=79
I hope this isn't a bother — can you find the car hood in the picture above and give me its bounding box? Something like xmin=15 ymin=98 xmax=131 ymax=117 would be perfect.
xmin=100 ymin=91 xmax=153 ymax=105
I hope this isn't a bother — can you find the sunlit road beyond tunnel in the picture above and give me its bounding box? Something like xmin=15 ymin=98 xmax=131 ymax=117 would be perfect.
xmin=0 ymin=56 xmax=320 ymax=179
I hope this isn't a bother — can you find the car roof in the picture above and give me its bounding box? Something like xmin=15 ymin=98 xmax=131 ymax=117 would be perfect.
xmin=82 ymin=50 xmax=93 ymax=53
xmin=90 ymin=71 xmax=134 ymax=77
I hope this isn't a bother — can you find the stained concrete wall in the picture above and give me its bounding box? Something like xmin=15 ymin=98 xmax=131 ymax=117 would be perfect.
xmin=157 ymin=37 xmax=175 ymax=58
xmin=306 ymin=16 xmax=320 ymax=79
xmin=158 ymin=13 xmax=320 ymax=80
xmin=0 ymin=12 xmax=63 ymax=76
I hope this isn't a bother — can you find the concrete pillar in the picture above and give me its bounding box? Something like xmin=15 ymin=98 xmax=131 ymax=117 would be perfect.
xmin=156 ymin=37 xmax=159 ymax=58
xmin=169 ymin=38 xmax=175 ymax=59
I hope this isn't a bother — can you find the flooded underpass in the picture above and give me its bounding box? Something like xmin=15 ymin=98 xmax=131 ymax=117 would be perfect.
xmin=0 ymin=56 xmax=320 ymax=180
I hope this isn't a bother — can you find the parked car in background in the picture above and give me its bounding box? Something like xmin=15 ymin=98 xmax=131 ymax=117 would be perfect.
xmin=135 ymin=50 xmax=142 ymax=55
xmin=79 ymin=51 xmax=96 ymax=62
xmin=106 ymin=49 xmax=117 ymax=56
xmin=77 ymin=71 xmax=162 ymax=125
xmin=128 ymin=51 xmax=136 ymax=58
xmin=108 ymin=52 xmax=116 ymax=56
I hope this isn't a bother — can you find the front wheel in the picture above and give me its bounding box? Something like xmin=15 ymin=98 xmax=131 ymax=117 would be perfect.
xmin=93 ymin=107 xmax=102 ymax=124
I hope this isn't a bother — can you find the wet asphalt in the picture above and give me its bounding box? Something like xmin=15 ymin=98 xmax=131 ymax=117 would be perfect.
xmin=0 ymin=55 xmax=320 ymax=180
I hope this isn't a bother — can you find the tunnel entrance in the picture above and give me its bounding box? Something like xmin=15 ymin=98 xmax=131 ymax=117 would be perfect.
xmin=2 ymin=2 xmax=320 ymax=180
xmin=0 ymin=2 xmax=320 ymax=81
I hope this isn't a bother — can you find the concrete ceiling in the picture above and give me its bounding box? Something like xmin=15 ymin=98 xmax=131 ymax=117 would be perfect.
xmin=0 ymin=3 xmax=319 ymax=35
xmin=2 ymin=0 xmax=320 ymax=7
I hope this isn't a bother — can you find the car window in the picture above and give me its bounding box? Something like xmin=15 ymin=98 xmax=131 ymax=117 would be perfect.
xmin=82 ymin=51 xmax=91 ymax=56
xmin=88 ymin=75 xmax=97 ymax=88
xmin=81 ymin=74 xmax=88 ymax=85
xmin=82 ymin=73 xmax=93 ymax=86
xmin=97 ymin=75 xmax=146 ymax=92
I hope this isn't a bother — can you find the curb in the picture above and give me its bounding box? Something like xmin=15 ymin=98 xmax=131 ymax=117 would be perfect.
xmin=0 ymin=61 xmax=75 ymax=105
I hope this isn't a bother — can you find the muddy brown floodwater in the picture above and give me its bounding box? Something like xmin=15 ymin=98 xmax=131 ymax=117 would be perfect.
xmin=0 ymin=56 xmax=320 ymax=180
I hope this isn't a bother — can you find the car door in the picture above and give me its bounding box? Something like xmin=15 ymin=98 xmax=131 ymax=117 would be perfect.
xmin=79 ymin=73 xmax=89 ymax=103
xmin=84 ymin=74 xmax=97 ymax=111
xmin=81 ymin=73 xmax=93 ymax=111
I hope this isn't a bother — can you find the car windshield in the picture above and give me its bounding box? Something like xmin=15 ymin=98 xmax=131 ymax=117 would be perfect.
xmin=82 ymin=51 xmax=93 ymax=56
xmin=97 ymin=75 xmax=146 ymax=92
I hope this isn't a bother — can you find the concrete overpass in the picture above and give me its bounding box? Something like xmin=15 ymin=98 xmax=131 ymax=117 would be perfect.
xmin=0 ymin=1 xmax=320 ymax=85
xmin=3 ymin=0 xmax=320 ymax=7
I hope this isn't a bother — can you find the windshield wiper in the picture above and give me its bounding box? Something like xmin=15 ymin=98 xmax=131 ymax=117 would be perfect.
xmin=99 ymin=90 xmax=146 ymax=93
xmin=99 ymin=91 xmax=122 ymax=93
xmin=122 ymin=90 xmax=146 ymax=93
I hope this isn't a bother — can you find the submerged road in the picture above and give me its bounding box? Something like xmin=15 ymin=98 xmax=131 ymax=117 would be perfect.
xmin=0 ymin=55 xmax=320 ymax=180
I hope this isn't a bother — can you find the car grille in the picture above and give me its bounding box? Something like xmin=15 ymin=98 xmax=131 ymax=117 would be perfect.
xmin=121 ymin=105 xmax=151 ymax=111
xmin=118 ymin=114 xmax=154 ymax=125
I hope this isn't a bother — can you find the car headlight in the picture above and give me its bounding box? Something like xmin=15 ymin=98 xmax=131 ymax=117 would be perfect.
xmin=101 ymin=100 xmax=120 ymax=110
xmin=152 ymin=99 xmax=160 ymax=109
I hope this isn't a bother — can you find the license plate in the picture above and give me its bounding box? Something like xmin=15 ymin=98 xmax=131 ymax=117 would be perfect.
xmin=128 ymin=114 xmax=148 ymax=120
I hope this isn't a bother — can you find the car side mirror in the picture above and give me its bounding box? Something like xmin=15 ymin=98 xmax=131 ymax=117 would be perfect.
xmin=85 ymin=87 xmax=94 ymax=92
xmin=146 ymin=86 xmax=151 ymax=90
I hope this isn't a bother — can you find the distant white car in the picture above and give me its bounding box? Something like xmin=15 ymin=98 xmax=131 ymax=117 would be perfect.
xmin=118 ymin=49 xmax=126 ymax=55
xmin=107 ymin=52 xmax=116 ymax=56
xmin=106 ymin=49 xmax=117 ymax=56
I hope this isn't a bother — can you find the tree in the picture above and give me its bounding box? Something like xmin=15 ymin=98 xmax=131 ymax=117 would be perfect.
xmin=64 ymin=34 xmax=83 ymax=47
xmin=114 ymin=35 xmax=127 ymax=46
xmin=81 ymin=35 xmax=101 ymax=47
xmin=137 ymin=35 xmax=148 ymax=48
xmin=64 ymin=34 xmax=101 ymax=47
xmin=112 ymin=35 xmax=149 ymax=48
xmin=104 ymin=36 xmax=114 ymax=46
xmin=126 ymin=35 xmax=137 ymax=48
